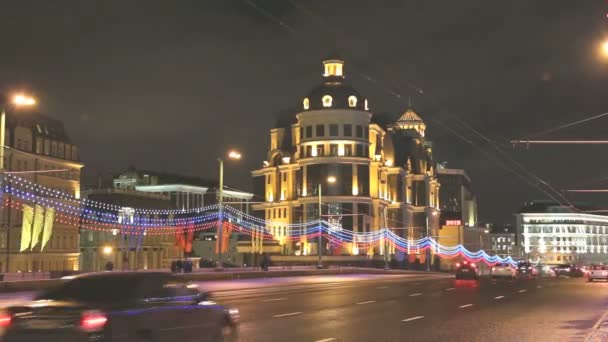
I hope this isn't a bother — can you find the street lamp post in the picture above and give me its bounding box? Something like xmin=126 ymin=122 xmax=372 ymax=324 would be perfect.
xmin=216 ymin=150 xmax=241 ymax=270
xmin=0 ymin=94 xmax=36 ymax=273
xmin=317 ymin=176 xmax=336 ymax=269
xmin=425 ymin=210 xmax=438 ymax=272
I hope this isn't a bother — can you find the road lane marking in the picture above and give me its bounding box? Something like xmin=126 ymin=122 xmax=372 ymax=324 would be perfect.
xmin=459 ymin=304 xmax=474 ymax=308
xmin=263 ymin=298 xmax=287 ymax=302
xmin=377 ymin=286 xmax=389 ymax=289
xmin=409 ymin=293 xmax=423 ymax=297
xmin=356 ymin=300 xmax=376 ymax=305
xmin=314 ymin=339 xmax=337 ymax=342
xmin=518 ymin=289 xmax=527 ymax=293
xmin=402 ymin=316 xmax=424 ymax=322
xmin=273 ymin=312 xmax=302 ymax=318
xmin=494 ymin=296 xmax=504 ymax=300
xmin=445 ymin=287 xmax=455 ymax=291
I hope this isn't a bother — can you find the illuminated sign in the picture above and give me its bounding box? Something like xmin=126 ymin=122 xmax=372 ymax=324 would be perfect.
xmin=446 ymin=220 xmax=462 ymax=226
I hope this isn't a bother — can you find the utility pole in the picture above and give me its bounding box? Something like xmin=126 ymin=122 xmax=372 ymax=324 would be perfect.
xmin=317 ymin=183 xmax=323 ymax=269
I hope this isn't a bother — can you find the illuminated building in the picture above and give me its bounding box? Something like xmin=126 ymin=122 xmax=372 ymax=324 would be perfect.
xmin=1 ymin=112 xmax=83 ymax=272
xmin=113 ymin=168 xmax=252 ymax=266
xmin=250 ymin=56 xmax=440 ymax=262
xmin=436 ymin=167 xmax=477 ymax=228
xmin=81 ymin=188 xmax=180 ymax=271
xmin=516 ymin=201 xmax=608 ymax=264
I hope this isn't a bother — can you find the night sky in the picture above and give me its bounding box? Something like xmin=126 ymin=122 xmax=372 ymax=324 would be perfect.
xmin=1 ymin=1 xmax=608 ymax=225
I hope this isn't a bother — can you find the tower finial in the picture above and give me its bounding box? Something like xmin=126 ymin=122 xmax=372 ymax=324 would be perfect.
xmin=408 ymin=96 xmax=412 ymax=108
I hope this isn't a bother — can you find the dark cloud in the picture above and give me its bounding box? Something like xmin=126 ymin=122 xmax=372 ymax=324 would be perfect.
xmin=1 ymin=0 xmax=607 ymax=224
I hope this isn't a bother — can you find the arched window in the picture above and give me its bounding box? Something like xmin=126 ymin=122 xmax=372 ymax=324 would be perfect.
xmin=303 ymin=98 xmax=310 ymax=110
xmin=348 ymin=96 xmax=357 ymax=107
xmin=322 ymin=95 xmax=333 ymax=108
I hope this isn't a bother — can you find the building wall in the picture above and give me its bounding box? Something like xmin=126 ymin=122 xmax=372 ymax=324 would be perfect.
xmin=517 ymin=212 xmax=608 ymax=264
xmin=1 ymin=114 xmax=83 ymax=272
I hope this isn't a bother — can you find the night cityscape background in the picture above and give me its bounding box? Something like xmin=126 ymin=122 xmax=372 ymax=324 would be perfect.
xmin=2 ymin=1 xmax=608 ymax=224
xmin=2 ymin=2 xmax=608 ymax=341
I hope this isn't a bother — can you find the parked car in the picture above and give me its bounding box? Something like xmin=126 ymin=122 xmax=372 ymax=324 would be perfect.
xmin=0 ymin=272 xmax=239 ymax=342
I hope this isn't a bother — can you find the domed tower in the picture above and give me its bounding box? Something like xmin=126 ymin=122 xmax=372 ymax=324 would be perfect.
xmin=249 ymin=57 xmax=439 ymax=262
xmin=251 ymin=56 xmax=384 ymax=257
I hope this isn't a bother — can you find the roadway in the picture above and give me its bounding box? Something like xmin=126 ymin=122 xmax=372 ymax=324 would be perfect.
xmin=209 ymin=274 xmax=608 ymax=342
xmin=0 ymin=272 xmax=607 ymax=341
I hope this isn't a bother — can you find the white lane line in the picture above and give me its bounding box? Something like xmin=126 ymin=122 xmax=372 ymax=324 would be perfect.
xmin=518 ymin=289 xmax=527 ymax=293
xmin=494 ymin=296 xmax=504 ymax=300
xmin=445 ymin=287 xmax=455 ymax=291
xmin=314 ymin=339 xmax=337 ymax=342
xmin=356 ymin=300 xmax=376 ymax=305
xmin=402 ymin=315 xmax=425 ymax=322
xmin=459 ymin=304 xmax=474 ymax=308
xmin=377 ymin=286 xmax=389 ymax=289
xmin=263 ymin=298 xmax=287 ymax=302
xmin=273 ymin=312 xmax=302 ymax=318
xmin=409 ymin=293 xmax=423 ymax=297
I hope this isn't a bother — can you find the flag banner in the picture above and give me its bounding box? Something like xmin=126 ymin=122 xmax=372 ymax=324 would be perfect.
xmin=41 ymin=207 xmax=55 ymax=251
xmin=20 ymin=205 xmax=34 ymax=252
xmin=30 ymin=205 xmax=45 ymax=249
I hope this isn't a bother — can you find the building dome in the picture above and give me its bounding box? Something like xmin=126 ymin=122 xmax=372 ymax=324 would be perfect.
xmin=302 ymin=58 xmax=368 ymax=111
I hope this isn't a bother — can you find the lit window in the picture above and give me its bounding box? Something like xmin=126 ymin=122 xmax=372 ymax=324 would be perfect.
xmin=348 ymin=96 xmax=357 ymax=107
xmin=364 ymin=99 xmax=369 ymax=110
xmin=322 ymin=95 xmax=333 ymax=108
xmin=303 ymin=98 xmax=310 ymax=110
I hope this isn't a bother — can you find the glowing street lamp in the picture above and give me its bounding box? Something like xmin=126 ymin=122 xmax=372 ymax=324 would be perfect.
xmin=102 ymin=246 xmax=113 ymax=255
xmin=1 ymin=93 xmax=37 ymax=170
xmin=602 ymin=40 xmax=608 ymax=58
xmin=216 ymin=149 xmax=242 ymax=269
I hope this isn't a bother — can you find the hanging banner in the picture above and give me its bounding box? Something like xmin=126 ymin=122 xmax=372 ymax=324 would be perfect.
xmin=20 ymin=205 xmax=34 ymax=252
xmin=30 ymin=205 xmax=45 ymax=249
xmin=40 ymin=207 xmax=55 ymax=251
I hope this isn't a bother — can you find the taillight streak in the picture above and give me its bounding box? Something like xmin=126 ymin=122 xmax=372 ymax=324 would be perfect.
xmin=80 ymin=311 xmax=108 ymax=332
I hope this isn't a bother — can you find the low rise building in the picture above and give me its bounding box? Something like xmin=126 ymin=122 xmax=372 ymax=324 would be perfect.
xmin=80 ymin=188 xmax=182 ymax=271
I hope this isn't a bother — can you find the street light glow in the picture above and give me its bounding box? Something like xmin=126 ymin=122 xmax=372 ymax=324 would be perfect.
xmin=12 ymin=94 xmax=36 ymax=107
xmin=228 ymin=150 xmax=241 ymax=160
xmin=102 ymin=246 xmax=113 ymax=255
xmin=602 ymin=40 xmax=608 ymax=57
xmin=327 ymin=176 xmax=337 ymax=183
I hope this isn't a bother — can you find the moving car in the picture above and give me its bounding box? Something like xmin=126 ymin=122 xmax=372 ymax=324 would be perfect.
xmin=516 ymin=262 xmax=538 ymax=278
xmin=552 ymin=264 xmax=573 ymax=277
xmin=455 ymin=261 xmax=478 ymax=280
xmin=588 ymin=265 xmax=608 ymax=282
xmin=491 ymin=263 xmax=515 ymax=279
xmin=0 ymin=272 xmax=239 ymax=342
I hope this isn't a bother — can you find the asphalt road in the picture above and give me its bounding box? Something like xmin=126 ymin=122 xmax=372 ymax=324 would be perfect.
xmin=214 ymin=275 xmax=608 ymax=342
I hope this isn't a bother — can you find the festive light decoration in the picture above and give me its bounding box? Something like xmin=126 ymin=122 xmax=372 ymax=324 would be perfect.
xmin=0 ymin=174 xmax=518 ymax=265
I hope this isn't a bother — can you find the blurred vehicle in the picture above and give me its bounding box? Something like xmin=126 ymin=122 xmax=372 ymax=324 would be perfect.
xmin=552 ymin=264 xmax=585 ymax=278
xmin=455 ymin=261 xmax=479 ymax=280
xmin=0 ymin=272 xmax=239 ymax=342
xmin=516 ymin=262 xmax=538 ymax=278
xmin=588 ymin=265 xmax=608 ymax=282
xmin=490 ymin=263 xmax=515 ymax=279
xmin=552 ymin=264 xmax=573 ymax=276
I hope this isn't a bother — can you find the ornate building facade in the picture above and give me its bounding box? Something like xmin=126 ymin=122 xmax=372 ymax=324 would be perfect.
xmin=1 ymin=111 xmax=83 ymax=272
xmin=251 ymin=57 xmax=440 ymax=260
